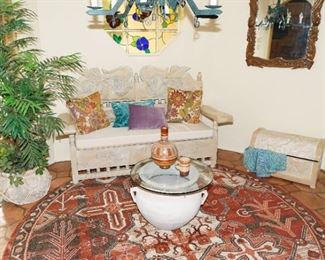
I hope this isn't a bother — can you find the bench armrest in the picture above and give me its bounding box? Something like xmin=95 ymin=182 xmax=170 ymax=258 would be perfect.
xmin=57 ymin=113 xmax=76 ymax=139
xmin=200 ymin=105 xmax=233 ymax=126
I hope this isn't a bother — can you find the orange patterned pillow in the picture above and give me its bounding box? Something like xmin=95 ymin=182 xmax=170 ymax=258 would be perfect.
xmin=66 ymin=92 xmax=110 ymax=134
xmin=166 ymin=87 xmax=202 ymax=124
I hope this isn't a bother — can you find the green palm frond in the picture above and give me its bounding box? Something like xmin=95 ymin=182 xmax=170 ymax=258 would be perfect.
xmin=41 ymin=54 xmax=83 ymax=70
xmin=0 ymin=17 xmax=32 ymax=37
xmin=0 ymin=2 xmax=35 ymax=32
xmin=38 ymin=114 xmax=65 ymax=137
xmin=8 ymin=37 xmax=39 ymax=50
xmin=18 ymin=138 xmax=48 ymax=169
xmin=2 ymin=113 xmax=31 ymax=139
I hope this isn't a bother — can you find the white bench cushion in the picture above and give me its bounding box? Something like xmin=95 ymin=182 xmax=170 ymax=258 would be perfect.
xmin=75 ymin=121 xmax=214 ymax=149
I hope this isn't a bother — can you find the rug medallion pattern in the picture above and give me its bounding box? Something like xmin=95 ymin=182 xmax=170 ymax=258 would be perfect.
xmin=3 ymin=168 xmax=325 ymax=259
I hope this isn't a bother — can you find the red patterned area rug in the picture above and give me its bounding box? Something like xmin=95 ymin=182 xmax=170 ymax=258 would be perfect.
xmin=3 ymin=167 xmax=325 ymax=259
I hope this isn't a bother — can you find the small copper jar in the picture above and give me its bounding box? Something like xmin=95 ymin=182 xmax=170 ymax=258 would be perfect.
xmin=151 ymin=126 xmax=178 ymax=169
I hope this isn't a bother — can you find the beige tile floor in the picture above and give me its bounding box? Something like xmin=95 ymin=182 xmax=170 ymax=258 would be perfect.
xmin=1 ymin=149 xmax=325 ymax=257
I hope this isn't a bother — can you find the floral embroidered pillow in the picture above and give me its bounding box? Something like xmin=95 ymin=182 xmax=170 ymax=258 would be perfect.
xmin=66 ymin=92 xmax=110 ymax=134
xmin=166 ymin=88 xmax=202 ymax=124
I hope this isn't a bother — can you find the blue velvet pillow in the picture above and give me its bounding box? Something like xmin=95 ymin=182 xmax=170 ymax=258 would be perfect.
xmin=111 ymin=99 xmax=155 ymax=127
xmin=129 ymin=104 xmax=166 ymax=130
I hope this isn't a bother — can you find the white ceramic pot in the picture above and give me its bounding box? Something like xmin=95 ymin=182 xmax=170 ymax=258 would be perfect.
xmin=130 ymin=186 xmax=208 ymax=231
xmin=0 ymin=168 xmax=51 ymax=205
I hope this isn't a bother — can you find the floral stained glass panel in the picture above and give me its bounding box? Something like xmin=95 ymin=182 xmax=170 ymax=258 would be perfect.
xmin=103 ymin=0 xmax=181 ymax=55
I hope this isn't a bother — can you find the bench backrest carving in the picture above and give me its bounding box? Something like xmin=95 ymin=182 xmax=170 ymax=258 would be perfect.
xmin=74 ymin=66 xmax=202 ymax=102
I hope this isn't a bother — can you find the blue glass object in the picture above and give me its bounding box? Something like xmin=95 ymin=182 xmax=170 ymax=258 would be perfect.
xmin=136 ymin=37 xmax=149 ymax=51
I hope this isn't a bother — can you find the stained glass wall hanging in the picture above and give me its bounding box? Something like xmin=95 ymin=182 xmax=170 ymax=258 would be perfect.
xmin=102 ymin=0 xmax=181 ymax=55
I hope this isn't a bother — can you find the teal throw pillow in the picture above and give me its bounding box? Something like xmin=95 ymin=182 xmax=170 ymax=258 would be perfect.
xmin=111 ymin=99 xmax=155 ymax=127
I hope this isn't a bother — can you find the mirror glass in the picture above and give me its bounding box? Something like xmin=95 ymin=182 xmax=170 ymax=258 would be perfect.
xmin=246 ymin=0 xmax=324 ymax=69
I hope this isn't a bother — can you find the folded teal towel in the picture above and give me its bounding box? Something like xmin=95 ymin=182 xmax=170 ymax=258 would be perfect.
xmin=243 ymin=147 xmax=287 ymax=177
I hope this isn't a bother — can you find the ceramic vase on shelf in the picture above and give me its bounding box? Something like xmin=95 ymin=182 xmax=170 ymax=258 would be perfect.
xmin=151 ymin=126 xmax=178 ymax=169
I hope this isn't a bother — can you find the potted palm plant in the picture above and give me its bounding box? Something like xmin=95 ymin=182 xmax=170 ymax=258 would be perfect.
xmin=0 ymin=1 xmax=83 ymax=204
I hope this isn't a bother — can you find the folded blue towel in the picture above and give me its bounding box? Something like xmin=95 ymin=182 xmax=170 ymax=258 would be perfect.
xmin=243 ymin=147 xmax=287 ymax=177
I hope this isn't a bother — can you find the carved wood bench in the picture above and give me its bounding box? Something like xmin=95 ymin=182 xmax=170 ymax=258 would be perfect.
xmin=59 ymin=66 xmax=233 ymax=183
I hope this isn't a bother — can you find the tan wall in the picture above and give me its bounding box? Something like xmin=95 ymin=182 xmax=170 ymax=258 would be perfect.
xmin=28 ymin=0 xmax=325 ymax=167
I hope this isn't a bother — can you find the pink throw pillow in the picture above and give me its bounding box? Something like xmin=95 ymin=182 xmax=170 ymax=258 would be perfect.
xmin=128 ymin=104 xmax=166 ymax=130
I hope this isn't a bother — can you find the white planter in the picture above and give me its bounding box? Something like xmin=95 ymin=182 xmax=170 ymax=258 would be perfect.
xmin=0 ymin=168 xmax=51 ymax=205
xmin=130 ymin=186 xmax=208 ymax=231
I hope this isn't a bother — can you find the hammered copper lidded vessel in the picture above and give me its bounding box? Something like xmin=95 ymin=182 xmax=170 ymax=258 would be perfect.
xmin=151 ymin=126 xmax=178 ymax=169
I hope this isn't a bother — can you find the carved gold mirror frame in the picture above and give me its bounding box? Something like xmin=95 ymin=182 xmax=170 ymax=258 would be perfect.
xmin=246 ymin=0 xmax=324 ymax=69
